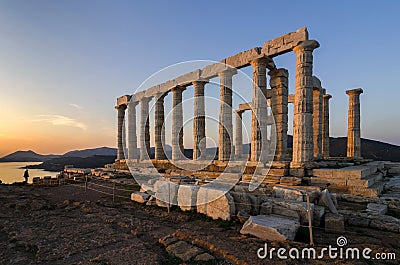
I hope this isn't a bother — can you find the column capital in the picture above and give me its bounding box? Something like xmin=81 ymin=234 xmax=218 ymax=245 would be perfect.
xmin=139 ymin=96 xmax=152 ymax=103
xmin=346 ymin=88 xmax=363 ymax=96
xmin=292 ymin=40 xmax=320 ymax=54
xmin=323 ymin=94 xmax=332 ymax=100
xmin=171 ymin=85 xmax=186 ymax=93
xmin=218 ymin=68 xmax=237 ymax=78
xmin=192 ymin=80 xmax=208 ymax=87
xmin=115 ymin=104 xmax=127 ymax=110
xmin=268 ymin=68 xmax=288 ymax=78
xmin=250 ymin=56 xmax=271 ymax=68
xmin=154 ymin=91 xmax=167 ymax=101
xmin=128 ymin=99 xmax=139 ymax=107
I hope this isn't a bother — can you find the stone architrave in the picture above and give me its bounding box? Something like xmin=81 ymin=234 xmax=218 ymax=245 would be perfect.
xmin=154 ymin=92 xmax=167 ymax=160
xmin=116 ymin=104 xmax=127 ymax=160
xmin=218 ymin=70 xmax=234 ymax=161
xmin=269 ymin=68 xmax=289 ymax=161
xmin=250 ymin=58 xmax=269 ymax=162
xmin=292 ymin=40 xmax=320 ymax=167
xmin=139 ymin=97 xmax=152 ymax=160
xmin=127 ymin=100 xmax=138 ymax=160
xmin=172 ymin=86 xmax=186 ymax=160
xmin=322 ymin=93 xmax=332 ymax=158
xmin=193 ymin=81 xmax=207 ymax=160
xmin=346 ymin=88 xmax=363 ymax=158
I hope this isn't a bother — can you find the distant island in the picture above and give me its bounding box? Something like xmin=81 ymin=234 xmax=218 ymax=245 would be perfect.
xmin=1 ymin=138 xmax=399 ymax=172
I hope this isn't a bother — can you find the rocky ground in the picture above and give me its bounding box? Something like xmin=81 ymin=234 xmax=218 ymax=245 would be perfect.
xmin=0 ymin=184 xmax=399 ymax=265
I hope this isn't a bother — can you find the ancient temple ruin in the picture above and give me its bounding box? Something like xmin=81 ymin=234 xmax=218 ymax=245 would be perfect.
xmin=112 ymin=28 xmax=362 ymax=177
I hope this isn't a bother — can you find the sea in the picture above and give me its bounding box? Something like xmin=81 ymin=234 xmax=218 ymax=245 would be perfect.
xmin=0 ymin=162 xmax=59 ymax=184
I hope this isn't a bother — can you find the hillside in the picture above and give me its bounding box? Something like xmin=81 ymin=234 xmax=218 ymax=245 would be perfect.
xmin=63 ymin=147 xmax=117 ymax=158
xmin=0 ymin=150 xmax=59 ymax=162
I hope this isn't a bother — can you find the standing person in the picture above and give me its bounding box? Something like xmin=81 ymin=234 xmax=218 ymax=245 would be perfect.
xmin=23 ymin=169 xmax=29 ymax=184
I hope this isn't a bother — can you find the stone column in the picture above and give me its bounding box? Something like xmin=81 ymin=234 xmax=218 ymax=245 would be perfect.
xmin=322 ymin=93 xmax=332 ymax=158
xmin=346 ymin=88 xmax=363 ymax=158
xmin=292 ymin=40 xmax=320 ymax=166
xmin=234 ymin=110 xmax=243 ymax=157
xmin=154 ymin=92 xmax=167 ymax=160
xmin=116 ymin=104 xmax=127 ymax=160
xmin=250 ymin=58 xmax=269 ymax=162
xmin=193 ymin=81 xmax=207 ymax=160
xmin=139 ymin=97 xmax=151 ymax=160
xmin=218 ymin=70 xmax=234 ymax=161
xmin=171 ymin=86 xmax=186 ymax=160
xmin=127 ymin=100 xmax=138 ymax=160
xmin=269 ymin=68 xmax=289 ymax=161
xmin=313 ymin=87 xmax=323 ymax=159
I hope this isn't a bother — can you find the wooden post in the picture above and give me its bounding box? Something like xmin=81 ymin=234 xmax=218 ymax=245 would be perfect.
xmin=306 ymin=192 xmax=314 ymax=246
xmin=85 ymin=175 xmax=88 ymax=192
xmin=112 ymin=182 xmax=115 ymax=203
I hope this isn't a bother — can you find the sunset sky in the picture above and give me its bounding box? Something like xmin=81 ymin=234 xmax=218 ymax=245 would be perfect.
xmin=1 ymin=1 xmax=400 ymax=157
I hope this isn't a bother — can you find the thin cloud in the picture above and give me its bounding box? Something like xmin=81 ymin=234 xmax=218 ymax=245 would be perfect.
xmin=69 ymin=103 xmax=84 ymax=110
xmin=32 ymin=115 xmax=87 ymax=130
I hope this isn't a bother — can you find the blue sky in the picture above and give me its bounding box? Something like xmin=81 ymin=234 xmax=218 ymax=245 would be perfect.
xmin=0 ymin=0 xmax=399 ymax=156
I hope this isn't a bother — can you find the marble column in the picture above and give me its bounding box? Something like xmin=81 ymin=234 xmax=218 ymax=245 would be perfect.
xmin=172 ymin=86 xmax=185 ymax=160
xmin=193 ymin=81 xmax=207 ymax=160
xmin=322 ymin=93 xmax=332 ymax=158
xmin=250 ymin=58 xmax=269 ymax=162
xmin=292 ymin=40 xmax=320 ymax=166
xmin=218 ymin=70 xmax=234 ymax=161
xmin=127 ymin=100 xmax=138 ymax=160
xmin=269 ymin=68 xmax=289 ymax=161
xmin=346 ymin=88 xmax=363 ymax=158
xmin=139 ymin=97 xmax=151 ymax=160
xmin=313 ymin=87 xmax=323 ymax=159
xmin=116 ymin=104 xmax=127 ymax=160
xmin=234 ymin=110 xmax=243 ymax=157
xmin=154 ymin=92 xmax=167 ymax=160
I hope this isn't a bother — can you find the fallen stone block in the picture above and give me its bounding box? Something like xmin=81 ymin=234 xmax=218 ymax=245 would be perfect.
xmin=318 ymin=189 xmax=338 ymax=214
xmin=259 ymin=201 xmax=273 ymax=215
xmin=389 ymin=168 xmax=400 ymax=174
xmin=367 ymin=203 xmax=388 ymax=215
xmin=194 ymin=253 xmax=215 ymax=262
xmin=273 ymin=185 xmax=304 ymax=201
xmin=240 ymin=215 xmax=300 ymax=241
xmin=178 ymin=185 xmax=199 ymax=211
xmin=369 ymin=215 xmax=400 ymax=233
xmin=130 ymin=192 xmax=150 ymax=203
xmin=325 ymin=213 xmax=345 ymax=233
xmin=313 ymin=205 xmax=325 ymax=227
xmin=197 ymin=187 xmax=236 ymax=221
xmin=166 ymin=240 xmax=203 ymax=262
xmin=154 ymin=180 xmax=179 ymax=207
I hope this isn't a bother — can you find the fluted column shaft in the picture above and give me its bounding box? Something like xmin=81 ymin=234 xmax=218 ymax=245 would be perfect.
xmin=172 ymin=86 xmax=185 ymax=160
xmin=292 ymin=40 xmax=320 ymax=166
xmin=127 ymin=100 xmax=138 ymax=160
xmin=193 ymin=81 xmax=207 ymax=160
xmin=154 ymin=93 xmax=167 ymax=160
xmin=218 ymin=70 xmax=234 ymax=161
xmin=346 ymin=88 xmax=363 ymax=158
xmin=269 ymin=68 xmax=289 ymax=161
xmin=313 ymin=87 xmax=323 ymax=159
xmin=234 ymin=110 xmax=243 ymax=157
xmin=250 ymin=58 xmax=268 ymax=162
xmin=139 ymin=97 xmax=151 ymax=160
xmin=116 ymin=104 xmax=127 ymax=160
xmin=322 ymin=93 xmax=332 ymax=158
